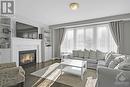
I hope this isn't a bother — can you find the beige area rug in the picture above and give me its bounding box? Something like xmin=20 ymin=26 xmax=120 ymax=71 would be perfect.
xmin=31 ymin=63 xmax=97 ymax=87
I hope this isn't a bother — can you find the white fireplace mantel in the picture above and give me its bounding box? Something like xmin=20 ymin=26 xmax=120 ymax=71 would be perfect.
xmin=11 ymin=37 xmax=42 ymax=66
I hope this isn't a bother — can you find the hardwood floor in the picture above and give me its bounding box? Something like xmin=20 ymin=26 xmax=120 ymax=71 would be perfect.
xmin=22 ymin=59 xmax=71 ymax=87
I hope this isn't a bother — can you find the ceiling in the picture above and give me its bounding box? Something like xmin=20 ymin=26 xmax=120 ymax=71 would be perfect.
xmin=16 ymin=0 xmax=130 ymax=25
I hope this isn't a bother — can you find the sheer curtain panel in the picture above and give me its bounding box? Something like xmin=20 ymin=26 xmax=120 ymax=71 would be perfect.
xmin=61 ymin=24 xmax=117 ymax=53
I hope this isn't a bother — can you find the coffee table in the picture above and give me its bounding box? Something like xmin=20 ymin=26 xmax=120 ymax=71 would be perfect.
xmin=60 ymin=59 xmax=87 ymax=80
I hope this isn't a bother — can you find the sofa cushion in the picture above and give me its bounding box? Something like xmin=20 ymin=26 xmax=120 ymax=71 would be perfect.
xmin=89 ymin=50 xmax=97 ymax=59
xmin=98 ymin=60 xmax=106 ymax=66
xmin=105 ymin=54 xmax=115 ymax=67
xmin=73 ymin=57 xmax=83 ymax=60
xmin=87 ymin=59 xmax=98 ymax=64
xmin=73 ymin=50 xmax=79 ymax=57
xmin=78 ymin=50 xmax=84 ymax=58
xmin=108 ymin=56 xmax=125 ymax=69
xmin=96 ymin=50 xmax=105 ymax=60
xmin=84 ymin=49 xmax=89 ymax=58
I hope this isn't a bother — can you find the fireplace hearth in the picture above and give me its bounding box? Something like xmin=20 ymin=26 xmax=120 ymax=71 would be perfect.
xmin=19 ymin=50 xmax=36 ymax=66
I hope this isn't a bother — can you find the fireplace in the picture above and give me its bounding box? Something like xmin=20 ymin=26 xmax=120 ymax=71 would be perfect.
xmin=19 ymin=50 xmax=36 ymax=66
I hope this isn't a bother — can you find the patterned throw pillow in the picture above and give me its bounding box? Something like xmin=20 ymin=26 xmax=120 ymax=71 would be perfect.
xmin=108 ymin=56 xmax=125 ymax=69
xmin=116 ymin=62 xmax=130 ymax=71
xmin=105 ymin=51 xmax=112 ymax=60
xmin=105 ymin=53 xmax=115 ymax=67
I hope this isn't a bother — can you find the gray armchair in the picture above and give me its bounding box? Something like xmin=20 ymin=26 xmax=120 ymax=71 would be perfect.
xmin=0 ymin=62 xmax=25 ymax=87
xmin=96 ymin=66 xmax=130 ymax=87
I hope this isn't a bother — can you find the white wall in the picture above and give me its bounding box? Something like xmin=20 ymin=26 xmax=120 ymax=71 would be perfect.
xmin=0 ymin=49 xmax=11 ymax=63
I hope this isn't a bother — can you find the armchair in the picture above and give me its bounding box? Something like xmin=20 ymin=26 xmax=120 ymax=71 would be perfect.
xmin=0 ymin=62 xmax=25 ymax=87
xmin=96 ymin=66 xmax=130 ymax=87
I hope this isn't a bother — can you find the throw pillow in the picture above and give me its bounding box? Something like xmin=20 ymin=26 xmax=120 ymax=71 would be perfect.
xmin=84 ymin=49 xmax=89 ymax=58
xmin=105 ymin=53 xmax=115 ymax=67
xmin=96 ymin=50 xmax=105 ymax=60
xmin=89 ymin=50 xmax=96 ymax=59
xmin=105 ymin=51 xmax=112 ymax=60
xmin=73 ymin=50 xmax=79 ymax=57
xmin=117 ymin=63 xmax=130 ymax=71
xmin=108 ymin=56 xmax=125 ymax=69
xmin=78 ymin=50 xmax=84 ymax=58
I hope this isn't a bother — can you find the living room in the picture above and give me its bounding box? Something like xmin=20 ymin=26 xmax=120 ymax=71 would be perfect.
xmin=0 ymin=0 xmax=130 ymax=87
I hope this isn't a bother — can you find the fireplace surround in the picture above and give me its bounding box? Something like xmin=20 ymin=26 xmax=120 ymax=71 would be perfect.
xmin=19 ymin=50 xmax=36 ymax=66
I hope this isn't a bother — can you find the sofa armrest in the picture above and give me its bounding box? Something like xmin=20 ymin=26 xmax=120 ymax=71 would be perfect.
xmin=0 ymin=62 xmax=16 ymax=70
xmin=97 ymin=67 xmax=130 ymax=87
xmin=0 ymin=66 xmax=25 ymax=77
xmin=0 ymin=67 xmax=19 ymax=75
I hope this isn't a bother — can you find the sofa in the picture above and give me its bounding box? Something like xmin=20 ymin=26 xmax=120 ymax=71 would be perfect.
xmin=67 ymin=49 xmax=107 ymax=69
xmin=0 ymin=62 xmax=25 ymax=87
xmin=96 ymin=54 xmax=130 ymax=87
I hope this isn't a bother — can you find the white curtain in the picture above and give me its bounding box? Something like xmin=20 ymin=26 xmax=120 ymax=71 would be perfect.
xmin=61 ymin=24 xmax=117 ymax=53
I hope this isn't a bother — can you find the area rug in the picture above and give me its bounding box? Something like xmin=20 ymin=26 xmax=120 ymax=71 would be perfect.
xmin=31 ymin=63 xmax=97 ymax=87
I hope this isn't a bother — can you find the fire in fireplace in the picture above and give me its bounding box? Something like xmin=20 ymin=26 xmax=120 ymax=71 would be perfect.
xmin=19 ymin=50 xmax=36 ymax=66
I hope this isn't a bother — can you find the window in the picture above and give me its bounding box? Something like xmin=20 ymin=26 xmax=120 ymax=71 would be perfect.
xmin=75 ymin=28 xmax=84 ymax=50
xmin=61 ymin=24 xmax=117 ymax=53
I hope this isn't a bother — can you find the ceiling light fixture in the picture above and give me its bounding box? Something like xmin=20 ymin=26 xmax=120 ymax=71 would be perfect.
xmin=69 ymin=3 xmax=79 ymax=10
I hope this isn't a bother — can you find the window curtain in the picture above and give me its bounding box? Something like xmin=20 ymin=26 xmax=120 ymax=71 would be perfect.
xmin=54 ymin=28 xmax=66 ymax=58
xmin=109 ymin=21 xmax=123 ymax=53
xmin=61 ymin=24 xmax=117 ymax=53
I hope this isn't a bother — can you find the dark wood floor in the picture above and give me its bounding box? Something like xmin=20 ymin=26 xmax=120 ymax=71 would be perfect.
xmin=22 ymin=59 xmax=72 ymax=87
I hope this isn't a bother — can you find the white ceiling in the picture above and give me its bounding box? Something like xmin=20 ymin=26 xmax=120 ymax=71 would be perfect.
xmin=16 ymin=0 xmax=130 ymax=25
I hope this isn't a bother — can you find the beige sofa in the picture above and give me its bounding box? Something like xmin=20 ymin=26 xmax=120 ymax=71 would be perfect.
xmin=0 ymin=62 xmax=25 ymax=87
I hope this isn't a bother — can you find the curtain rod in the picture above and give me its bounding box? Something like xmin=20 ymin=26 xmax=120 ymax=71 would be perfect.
xmin=59 ymin=18 xmax=130 ymax=29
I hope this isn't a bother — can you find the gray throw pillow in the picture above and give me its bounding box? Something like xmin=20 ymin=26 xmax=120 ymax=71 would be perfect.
xmin=89 ymin=50 xmax=96 ymax=59
xmin=96 ymin=50 xmax=105 ymax=60
xmin=84 ymin=49 xmax=89 ymax=58
xmin=108 ymin=56 xmax=125 ymax=69
xmin=78 ymin=50 xmax=84 ymax=58
xmin=73 ymin=50 xmax=79 ymax=57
